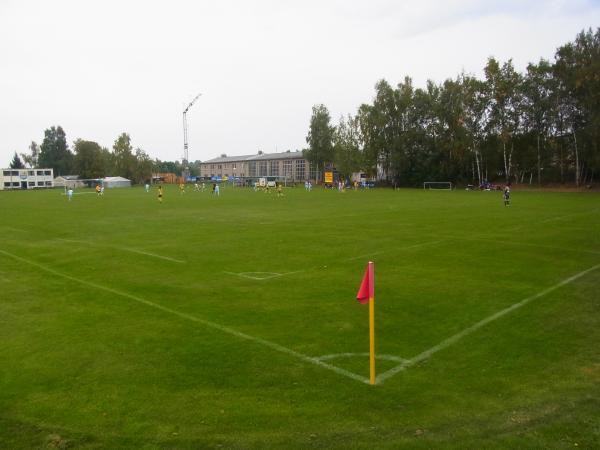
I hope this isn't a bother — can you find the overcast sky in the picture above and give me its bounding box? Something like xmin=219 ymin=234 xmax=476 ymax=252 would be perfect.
xmin=1 ymin=0 xmax=599 ymax=166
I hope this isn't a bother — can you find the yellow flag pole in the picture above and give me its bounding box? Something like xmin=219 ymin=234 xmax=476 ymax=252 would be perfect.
xmin=368 ymin=261 xmax=375 ymax=385
xmin=369 ymin=295 xmax=375 ymax=385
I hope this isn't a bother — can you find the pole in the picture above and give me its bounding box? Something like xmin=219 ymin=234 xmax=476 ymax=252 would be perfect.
xmin=368 ymin=261 xmax=375 ymax=385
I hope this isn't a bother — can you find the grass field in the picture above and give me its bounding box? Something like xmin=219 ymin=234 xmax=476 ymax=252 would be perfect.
xmin=1 ymin=185 xmax=599 ymax=449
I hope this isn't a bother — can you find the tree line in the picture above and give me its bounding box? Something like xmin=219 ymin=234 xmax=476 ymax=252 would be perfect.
xmin=305 ymin=28 xmax=600 ymax=187
xmin=10 ymin=127 xmax=188 ymax=184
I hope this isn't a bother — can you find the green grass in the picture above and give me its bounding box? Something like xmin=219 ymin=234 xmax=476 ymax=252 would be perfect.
xmin=0 ymin=185 xmax=599 ymax=449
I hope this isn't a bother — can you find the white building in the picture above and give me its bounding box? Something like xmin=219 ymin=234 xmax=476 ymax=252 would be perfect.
xmin=102 ymin=176 xmax=131 ymax=188
xmin=199 ymin=151 xmax=314 ymax=182
xmin=54 ymin=175 xmax=87 ymax=189
xmin=1 ymin=168 xmax=54 ymax=190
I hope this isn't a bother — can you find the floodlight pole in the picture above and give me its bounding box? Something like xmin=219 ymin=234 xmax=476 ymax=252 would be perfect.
xmin=182 ymin=93 xmax=202 ymax=180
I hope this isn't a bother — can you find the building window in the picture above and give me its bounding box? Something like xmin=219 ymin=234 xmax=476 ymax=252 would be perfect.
xmin=3 ymin=182 xmax=10 ymax=187
xmin=270 ymin=160 xmax=279 ymax=176
xmin=45 ymin=181 xmax=52 ymax=186
xmin=28 ymin=181 xmax=35 ymax=186
xmin=28 ymin=170 xmax=34 ymax=176
xmin=295 ymin=160 xmax=305 ymax=180
xmin=283 ymin=161 xmax=292 ymax=178
xmin=259 ymin=161 xmax=267 ymax=177
xmin=2 ymin=171 xmax=10 ymax=176
xmin=44 ymin=170 xmax=51 ymax=176
xmin=38 ymin=182 xmax=44 ymax=186
xmin=12 ymin=182 xmax=19 ymax=187
xmin=309 ymin=163 xmax=317 ymax=181
xmin=233 ymin=163 xmax=236 ymax=170
xmin=218 ymin=165 xmax=222 ymax=170
xmin=249 ymin=161 xmax=257 ymax=177
xmin=37 ymin=170 xmax=44 ymax=176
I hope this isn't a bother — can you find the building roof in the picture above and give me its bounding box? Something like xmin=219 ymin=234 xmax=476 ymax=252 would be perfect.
xmin=202 ymin=151 xmax=305 ymax=164
xmin=103 ymin=177 xmax=131 ymax=182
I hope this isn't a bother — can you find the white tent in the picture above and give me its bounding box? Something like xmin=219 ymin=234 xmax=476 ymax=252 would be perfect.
xmin=102 ymin=176 xmax=131 ymax=188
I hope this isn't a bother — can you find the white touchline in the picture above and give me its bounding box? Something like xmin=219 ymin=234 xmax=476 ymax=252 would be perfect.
xmin=376 ymin=263 xmax=600 ymax=384
xmin=55 ymin=238 xmax=185 ymax=263
xmin=0 ymin=249 xmax=370 ymax=385
xmin=440 ymin=235 xmax=600 ymax=256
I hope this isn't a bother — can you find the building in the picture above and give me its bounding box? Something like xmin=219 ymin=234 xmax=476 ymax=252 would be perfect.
xmin=1 ymin=168 xmax=54 ymax=190
xmin=54 ymin=175 xmax=86 ymax=189
xmin=199 ymin=151 xmax=315 ymax=183
xmin=102 ymin=177 xmax=131 ymax=188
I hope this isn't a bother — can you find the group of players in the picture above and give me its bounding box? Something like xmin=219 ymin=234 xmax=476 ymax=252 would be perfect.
xmin=66 ymin=181 xmax=512 ymax=206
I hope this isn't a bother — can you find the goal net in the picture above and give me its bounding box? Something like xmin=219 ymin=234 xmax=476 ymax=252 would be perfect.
xmin=423 ymin=182 xmax=453 ymax=190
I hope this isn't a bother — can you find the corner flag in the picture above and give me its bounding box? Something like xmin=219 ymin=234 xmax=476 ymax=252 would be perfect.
xmin=357 ymin=261 xmax=376 ymax=384
xmin=356 ymin=262 xmax=374 ymax=304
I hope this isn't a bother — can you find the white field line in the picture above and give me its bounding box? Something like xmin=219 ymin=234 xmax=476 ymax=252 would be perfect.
xmin=539 ymin=208 xmax=599 ymax=224
xmin=316 ymin=353 xmax=408 ymax=363
xmin=0 ymin=249 xmax=369 ymax=385
xmin=438 ymin=235 xmax=600 ymax=256
xmin=224 ymin=271 xmax=304 ymax=281
xmin=56 ymin=238 xmax=185 ymax=263
xmin=224 ymin=240 xmax=446 ymax=281
xmin=376 ymin=263 xmax=600 ymax=384
xmin=345 ymin=240 xmax=446 ymax=262
xmin=224 ymin=271 xmax=283 ymax=280
xmin=0 ymin=226 xmax=29 ymax=234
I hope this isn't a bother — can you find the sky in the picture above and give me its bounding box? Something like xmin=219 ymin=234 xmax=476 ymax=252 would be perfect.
xmin=1 ymin=0 xmax=599 ymax=167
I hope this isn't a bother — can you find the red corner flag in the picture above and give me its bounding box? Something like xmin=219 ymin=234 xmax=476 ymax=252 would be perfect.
xmin=357 ymin=261 xmax=376 ymax=385
xmin=356 ymin=261 xmax=374 ymax=304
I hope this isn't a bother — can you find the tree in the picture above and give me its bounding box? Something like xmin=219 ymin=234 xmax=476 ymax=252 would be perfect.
xmin=356 ymin=103 xmax=380 ymax=177
xmin=554 ymin=28 xmax=600 ymax=186
xmin=461 ymin=75 xmax=489 ymax=185
xmin=333 ymin=114 xmax=363 ymax=179
xmin=38 ymin=126 xmax=73 ymax=175
xmin=133 ymin=148 xmax=153 ymax=184
xmin=73 ymin=139 xmax=106 ymax=179
xmin=20 ymin=141 xmax=39 ymax=168
xmin=304 ymin=104 xmax=334 ymax=182
xmin=9 ymin=152 xmax=25 ymax=169
xmin=522 ymin=59 xmax=556 ymax=184
xmin=484 ymin=58 xmax=524 ymax=183
xmin=112 ymin=133 xmax=135 ymax=179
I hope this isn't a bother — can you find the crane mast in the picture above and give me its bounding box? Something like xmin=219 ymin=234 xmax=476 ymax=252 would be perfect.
xmin=182 ymin=93 xmax=202 ymax=180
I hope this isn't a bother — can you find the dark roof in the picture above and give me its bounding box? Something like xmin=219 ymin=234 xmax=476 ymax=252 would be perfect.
xmin=202 ymin=151 xmax=305 ymax=164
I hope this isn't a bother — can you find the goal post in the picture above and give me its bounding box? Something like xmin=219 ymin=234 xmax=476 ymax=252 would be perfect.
xmin=423 ymin=181 xmax=453 ymax=190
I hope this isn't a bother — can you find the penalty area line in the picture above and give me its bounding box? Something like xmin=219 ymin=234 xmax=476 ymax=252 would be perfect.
xmin=55 ymin=238 xmax=185 ymax=263
xmin=0 ymin=249 xmax=369 ymax=385
xmin=376 ymin=263 xmax=600 ymax=384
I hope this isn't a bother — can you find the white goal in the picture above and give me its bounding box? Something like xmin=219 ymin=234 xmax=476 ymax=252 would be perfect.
xmin=423 ymin=182 xmax=453 ymax=190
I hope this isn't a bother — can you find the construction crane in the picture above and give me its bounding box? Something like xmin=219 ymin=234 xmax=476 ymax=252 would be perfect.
xmin=182 ymin=93 xmax=202 ymax=180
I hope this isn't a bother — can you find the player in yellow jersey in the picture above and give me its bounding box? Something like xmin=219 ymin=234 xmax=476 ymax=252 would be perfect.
xmin=158 ymin=185 xmax=163 ymax=203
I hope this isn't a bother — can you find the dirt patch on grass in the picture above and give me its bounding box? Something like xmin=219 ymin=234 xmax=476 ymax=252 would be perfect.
xmin=46 ymin=434 xmax=71 ymax=449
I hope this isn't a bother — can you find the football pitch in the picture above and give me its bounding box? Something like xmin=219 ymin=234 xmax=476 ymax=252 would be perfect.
xmin=1 ymin=185 xmax=599 ymax=449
